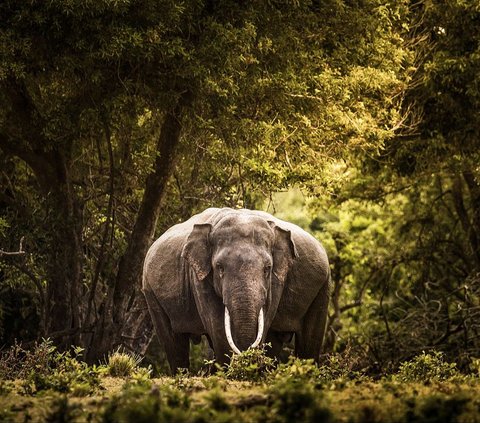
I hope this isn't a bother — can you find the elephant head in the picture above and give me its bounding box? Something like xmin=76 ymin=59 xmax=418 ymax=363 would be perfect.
xmin=182 ymin=214 xmax=297 ymax=353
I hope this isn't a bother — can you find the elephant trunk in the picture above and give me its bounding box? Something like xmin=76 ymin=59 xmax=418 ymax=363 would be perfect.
xmin=224 ymin=306 xmax=264 ymax=353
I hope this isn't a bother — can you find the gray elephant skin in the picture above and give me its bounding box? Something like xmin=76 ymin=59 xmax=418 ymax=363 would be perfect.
xmin=142 ymin=207 xmax=331 ymax=373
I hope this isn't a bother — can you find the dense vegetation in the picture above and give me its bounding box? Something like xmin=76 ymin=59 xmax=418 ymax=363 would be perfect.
xmin=1 ymin=3 xmax=479 ymax=419
xmin=1 ymin=342 xmax=480 ymax=422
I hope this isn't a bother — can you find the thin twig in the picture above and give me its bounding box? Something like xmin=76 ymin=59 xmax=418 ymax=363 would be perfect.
xmin=0 ymin=237 xmax=25 ymax=256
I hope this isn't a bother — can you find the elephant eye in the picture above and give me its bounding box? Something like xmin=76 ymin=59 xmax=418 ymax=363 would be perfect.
xmin=216 ymin=263 xmax=224 ymax=277
xmin=264 ymin=265 xmax=272 ymax=276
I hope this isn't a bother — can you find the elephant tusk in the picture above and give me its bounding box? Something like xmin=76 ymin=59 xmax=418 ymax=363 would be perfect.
xmin=249 ymin=308 xmax=264 ymax=349
xmin=224 ymin=307 xmax=242 ymax=355
xmin=224 ymin=307 xmax=265 ymax=354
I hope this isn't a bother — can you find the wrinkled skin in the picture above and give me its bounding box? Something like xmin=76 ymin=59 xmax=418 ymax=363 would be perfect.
xmin=142 ymin=208 xmax=331 ymax=373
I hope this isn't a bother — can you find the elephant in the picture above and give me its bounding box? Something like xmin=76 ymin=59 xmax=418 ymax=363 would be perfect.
xmin=142 ymin=207 xmax=331 ymax=373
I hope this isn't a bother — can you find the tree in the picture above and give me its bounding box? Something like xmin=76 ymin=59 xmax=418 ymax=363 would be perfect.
xmin=306 ymin=0 xmax=480 ymax=369
xmin=0 ymin=0 xmax=409 ymax=361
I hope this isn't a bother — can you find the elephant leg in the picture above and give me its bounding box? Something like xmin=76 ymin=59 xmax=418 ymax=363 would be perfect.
xmin=265 ymin=331 xmax=284 ymax=358
xmin=265 ymin=331 xmax=293 ymax=361
xmin=295 ymin=281 xmax=330 ymax=362
xmin=144 ymin=289 xmax=190 ymax=373
xmin=205 ymin=334 xmax=214 ymax=350
xmin=212 ymin=340 xmax=231 ymax=367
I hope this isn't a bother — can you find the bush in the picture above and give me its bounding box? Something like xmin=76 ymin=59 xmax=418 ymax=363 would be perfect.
xmin=45 ymin=395 xmax=81 ymax=423
xmin=101 ymin=383 xmax=191 ymax=423
xmin=273 ymin=357 xmax=322 ymax=385
xmin=102 ymin=384 xmax=164 ymax=423
xmin=395 ymin=351 xmax=460 ymax=383
xmin=22 ymin=346 xmax=101 ymax=396
xmin=106 ymin=348 xmax=143 ymax=378
xmin=0 ymin=340 xmax=101 ymax=396
xmin=0 ymin=339 xmax=55 ymax=380
xmin=398 ymin=394 xmax=472 ymax=423
xmin=0 ymin=379 xmax=13 ymax=396
xmin=0 ymin=339 xmax=100 ymax=396
xmin=223 ymin=346 xmax=276 ymax=382
xmin=272 ymin=354 xmax=368 ymax=388
xmin=469 ymin=357 xmax=480 ymax=377
xmin=0 ymin=407 xmax=14 ymax=423
xmin=266 ymin=372 xmax=333 ymax=423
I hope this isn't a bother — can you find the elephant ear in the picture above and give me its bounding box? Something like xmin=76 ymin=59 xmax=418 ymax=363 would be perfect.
xmin=181 ymin=223 xmax=212 ymax=281
xmin=269 ymin=222 xmax=298 ymax=282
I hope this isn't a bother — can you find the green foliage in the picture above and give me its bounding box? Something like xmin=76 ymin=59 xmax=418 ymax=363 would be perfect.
xmin=102 ymin=384 xmax=163 ymax=423
xmin=223 ymin=346 xmax=276 ymax=382
xmin=21 ymin=346 xmax=101 ymax=396
xmin=395 ymin=352 xmax=460 ymax=383
xmin=401 ymin=395 xmax=473 ymax=423
xmin=196 ymin=388 xmax=244 ymax=422
xmin=273 ymin=357 xmax=323 ymax=385
xmin=0 ymin=407 xmax=14 ymax=423
xmin=1 ymin=0 xmax=479 ymax=384
xmin=271 ymin=354 xmax=369 ymax=393
xmin=266 ymin=370 xmax=333 ymax=423
xmin=188 ymin=337 xmax=213 ymax=375
xmin=0 ymin=0 xmax=409 ymax=361
xmin=1 ymin=351 xmax=480 ymax=422
xmin=102 ymin=383 xmax=191 ymax=423
xmin=323 ymin=352 xmax=368 ymax=381
xmin=0 ymin=339 xmax=100 ymax=396
xmin=204 ymin=388 xmax=231 ymax=412
xmin=129 ymin=365 xmax=154 ymax=387
xmin=0 ymin=379 xmax=12 ymax=396
xmin=106 ymin=348 xmax=144 ymax=378
xmin=303 ymin=167 xmax=480 ymax=369
xmin=0 ymin=217 xmax=8 ymax=237
xmin=469 ymin=358 xmax=480 ymax=377
xmin=45 ymin=395 xmax=81 ymax=423
xmin=0 ymin=339 xmax=57 ymax=380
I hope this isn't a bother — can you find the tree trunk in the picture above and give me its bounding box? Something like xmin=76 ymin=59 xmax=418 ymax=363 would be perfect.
xmin=44 ymin=155 xmax=84 ymax=347
xmin=0 ymin=140 xmax=84 ymax=347
xmin=462 ymin=171 xmax=480 ymax=268
xmin=0 ymin=80 xmax=84 ymax=347
xmin=452 ymin=174 xmax=480 ymax=268
xmin=86 ymin=93 xmax=191 ymax=361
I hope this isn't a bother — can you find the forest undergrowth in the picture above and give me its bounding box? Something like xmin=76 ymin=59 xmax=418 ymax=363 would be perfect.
xmin=1 ymin=340 xmax=479 ymax=422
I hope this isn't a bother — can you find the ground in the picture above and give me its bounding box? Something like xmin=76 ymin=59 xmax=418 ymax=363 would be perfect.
xmin=1 ymin=347 xmax=479 ymax=422
xmin=1 ymin=375 xmax=480 ymax=422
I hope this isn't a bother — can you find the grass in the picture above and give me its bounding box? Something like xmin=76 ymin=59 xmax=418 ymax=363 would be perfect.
xmin=2 ymin=376 xmax=480 ymax=422
xmin=105 ymin=348 xmax=144 ymax=378
xmin=1 ymin=343 xmax=480 ymax=422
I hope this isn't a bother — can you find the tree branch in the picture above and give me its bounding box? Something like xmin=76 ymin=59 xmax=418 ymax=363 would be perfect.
xmin=0 ymin=237 xmax=26 ymax=257
xmin=452 ymin=174 xmax=480 ymax=264
xmin=84 ymin=114 xmax=116 ymax=329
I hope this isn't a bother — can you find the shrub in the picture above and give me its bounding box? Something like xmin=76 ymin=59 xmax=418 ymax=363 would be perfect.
xmin=318 ymin=350 xmax=369 ymax=382
xmin=0 ymin=339 xmax=101 ymax=396
xmin=194 ymin=388 xmax=245 ymax=423
xmin=19 ymin=343 xmax=101 ymax=396
xmin=0 ymin=407 xmax=14 ymax=423
xmin=398 ymin=394 xmax=472 ymax=423
xmin=105 ymin=348 xmax=143 ymax=378
xmin=223 ymin=346 xmax=276 ymax=382
xmin=102 ymin=384 xmax=164 ymax=423
xmin=469 ymin=357 xmax=480 ymax=377
xmin=45 ymin=395 xmax=81 ymax=423
xmin=264 ymin=356 xmax=334 ymax=422
xmin=395 ymin=351 xmax=460 ymax=383
xmin=0 ymin=339 xmax=55 ymax=380
xmin=130 ymin=365 xmax=153 ymax=387
xmin=101 ymin=383 xmax=191 ymax=423
xmin=0 ymin=379 xmax=13 ymax=396
xmin=273 ymin=357 xmax=322 ymax=385
xmin=266 ymin=373 xmax=333 ymax=423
